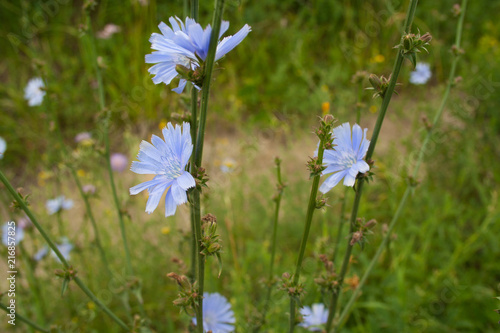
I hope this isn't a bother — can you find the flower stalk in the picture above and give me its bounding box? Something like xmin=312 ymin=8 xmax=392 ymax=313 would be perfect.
xmin=190 ymin=0 xmax=226 ymax=331
xmin=334 ymin=0 xmax=467 ymax=329
xmin=288 ymin=115 xmax=335 ymax=333
xmin=325 ymin=0 xmax=419 ymax=330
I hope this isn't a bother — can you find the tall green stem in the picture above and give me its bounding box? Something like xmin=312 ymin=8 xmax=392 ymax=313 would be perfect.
xmin=0 ymin=303 xmax=49 ymax=333
xmin=191 ymin=1 xmax=225 ymax=331
xmin=0 ymin=170 xmax=129 ymax=330
xmin=264 ymin=159 xmax=285 ymax=313
xmin=86 ymin=13 xmax=133 ymax=277
xmin=69 ymin=167 xmax=111 ymax=275
xmin=288 ymin=137 xmax=327 ymax=333
xmin=325 ymin=1 xmax=419 ymax=331
xmin=334 ymin=1 xmax=468 ymax=329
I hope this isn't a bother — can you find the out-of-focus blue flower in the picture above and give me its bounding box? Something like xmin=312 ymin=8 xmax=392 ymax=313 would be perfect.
xmin=299 ymin=303 xmax=329 ymax=331
xmin=24 ymin=77 xmax=46 ymax=106
xmin=320 ymin=122 xmax=370 ymax=192
xmin=410 ymin=63 xmax=431 ymax=85
xmin=51 ymin=237 xmax=73 ymax=263
xmin=0 ymin=136 xmax=6 ymax=159
xmin=34 ymin=246 xmax=49 ymax=261
xmin=130 ymin=122 xmax=195 ymax=217
xmin=192 ymin=292 xmax=235 ymax=333
xmin=46 ymin=196 xmax=74 ymax=215
xmin=2 ymin=222 xmax=25 ymax=246
xmin=110 ymin=153 xmax=128 ymax=172
xmin=146 ymin=16 xmax=251 ymax=93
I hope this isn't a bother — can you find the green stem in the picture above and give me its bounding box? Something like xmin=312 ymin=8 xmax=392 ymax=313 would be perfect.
xmin=191 ymin=0 xmax=199 ymax=19
xmin=0 ymin=170 xmax=129 ymax=330
xmin=264 ymin=159 xmax=285 ymax=314
xmin=69 ymin=166 xmax=111 ymax=275
xmin=56 ymin=211 xmax=64 ymax=236
xmin=334 ymin=0 xmax=468 ymax=329
xmin=190 ymin=88 xmax=198 ymax=283
xmin=194 ymin=0 xmax=225 ymax=167
xmin=289 ymin=139 xmax=327 ymax=333
xmin=191 ymin=1 xmax=225 ymax=332
xmin=325 ymin=1 xmax=419 ymax=330
xmin=332 ymin=188 xmax=348 ymax=262
xmin=0 ymin=303 xmax=49 ymax=333
xmin=86 ymin=12 xmax=133 ymax=278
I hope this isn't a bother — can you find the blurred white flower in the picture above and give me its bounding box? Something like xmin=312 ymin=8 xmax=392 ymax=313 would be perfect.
xmin=24 ymin=77 xmax=46 ymax=106
xmin=220 ymin=158 xmax=236 ymax=173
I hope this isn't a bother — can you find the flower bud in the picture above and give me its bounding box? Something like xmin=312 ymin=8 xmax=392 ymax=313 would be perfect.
xmin=369 ymin=74 xmax=382 ymax=91
xmin=420 ymin=33 xmax=432 ymax=44
xmin=175 ymin=64 xmax=191 ymax=78
xmin=323 ymin=114 xmax=334 ymax=124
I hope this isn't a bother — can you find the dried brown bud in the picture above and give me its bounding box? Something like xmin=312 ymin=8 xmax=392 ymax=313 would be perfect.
xmin=350 ymin=231 xmax=363 ymax=246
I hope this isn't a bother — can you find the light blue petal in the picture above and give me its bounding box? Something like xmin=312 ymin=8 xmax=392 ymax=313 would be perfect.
xmin=357 ymin=128 xmax=370 ymax=160
xmin=219 ymin=21 xmax=229 ymax=38
xmin=353 ymin=160 xmax=370 ymax=174
xmin=176 ymin=172 xmax=195 ymax=190
xmin=172 ymin=79 xmax=188 ymax=94
xmin=215 ymin=24 xmax=251 ymax=60
xmin=130 ymin=161 xmax=161 ymax=174
xmin=170 ymin=182 xmax=188 ymax=205
xmin=352 ymin=124 xmax=363 ymax=154
xmin=158 ymin=21 xmax=174 ymax=38
xmin=130 ymin=178 xmax=170 ymax=195
xmin=165 ymin=191 xmax=177 ymax=217
xmin=319 ymin=170 xmax=348 ymax=193
xmin=343 ymin=170 xmax=356 ymax=186
xmin=145 ymin=184 xmax=167 ymax=214
xmin=332 ymin=122 xmax=352 ymax=151
xmin=322 ymin=164 xmax=345 ymax=176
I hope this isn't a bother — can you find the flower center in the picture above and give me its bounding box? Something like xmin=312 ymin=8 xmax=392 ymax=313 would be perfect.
xmin=337 ymin=150 xmax=358 ymax=169
xmin=161 ymin=155 xmax=183 ymax=179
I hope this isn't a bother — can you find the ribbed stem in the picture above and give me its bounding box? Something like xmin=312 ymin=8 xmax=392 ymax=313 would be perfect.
xmin=325 ymin=1 xmax=419 ymax=330
xmin=288 ymin=138 xmax=327 ymax=333
xmin=0 ymin=170 xmax=129 ymax=330
xmin=191 ymin=1 xmax=225 ymax=331
xmin=334 ymin=0 xmax=468 ymax=329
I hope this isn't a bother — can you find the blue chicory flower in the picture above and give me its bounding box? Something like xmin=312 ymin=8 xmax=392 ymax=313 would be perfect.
xmin=409 ymin=62 xmax=432 ymax=85
xmin=299 ymin=303 xmax=329 ymax=331
xmin=46 ymin=195 xmax=74 ymax=215
xmin=35 ymin=237 xmax=74 ymax=263
xmin=146 ymin=16 xmax=251 ymax=93
xmin=320 ymin=122 xmax=370 ymax=192
xmin=1 ymin=222 xmax=25 ymax=246
xmin=24 ymin=77 xmax=46 ymax=106
xmin=130 ymin=122 xmax=196 ymax=217
xmin=192 ymin=292 xmax=236 ymax=333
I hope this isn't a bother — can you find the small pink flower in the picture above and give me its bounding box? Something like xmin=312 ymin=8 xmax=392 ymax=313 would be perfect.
xmin=82 ymin=184 xmax=96 ymax=195
xmin=97 ymin=24 xmax=121 ymax=39
xmin=110 ymin=153 xmax=128 ymax=172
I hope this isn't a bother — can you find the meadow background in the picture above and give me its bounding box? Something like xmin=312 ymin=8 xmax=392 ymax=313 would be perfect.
xmin=1 ymin=0 xmax=500 ymax=331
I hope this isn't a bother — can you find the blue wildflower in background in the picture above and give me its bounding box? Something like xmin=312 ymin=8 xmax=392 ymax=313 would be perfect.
xmin=2 ymin=222 xmax=25 ymax=246
xmin=192 ymin=292 xmax=235 ymax=333
xmin=110 ymin=152 xmax=129 ymax=172
xmin=146 ymin=16 xmax=251 ymax=93
xmin=299 ymin=303 xmax=329 ymax=331
xmin=409 ymin=62 xmax=432 ymax=85
xmin=0 ymin=136 xmax=6 ymax=159
xmin=34 ymin=237 xmax=74 ymax=263
xmin=46 ymin=196 xmax=74 ymax=215
xmin=24 ymin=77 xmax=46 ymax=106
xmin=130 ymin=122 xmax=195 ymax=217
xmin=320 ymin=122 xmax=370 ymax=192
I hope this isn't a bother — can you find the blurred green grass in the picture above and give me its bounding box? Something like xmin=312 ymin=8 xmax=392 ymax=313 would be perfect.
xmin=0 ymin=0 xmax=500 ymax=332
